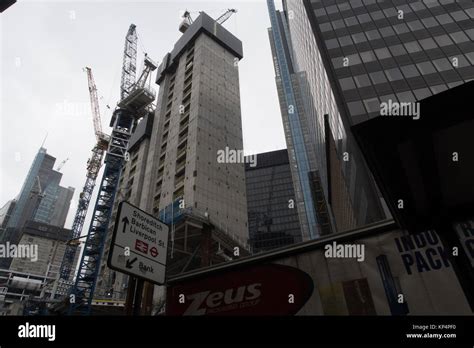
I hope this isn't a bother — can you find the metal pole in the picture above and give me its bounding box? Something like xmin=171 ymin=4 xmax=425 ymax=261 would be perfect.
xmin=125 ymin=276 xmax=137 ymax=315
xmin=133 ymin=279 xmax=144 ymax=316
xmin=142 ymin=282 xmax=154 ymax=315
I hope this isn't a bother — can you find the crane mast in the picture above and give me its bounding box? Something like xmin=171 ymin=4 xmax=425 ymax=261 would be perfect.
xmin=67 ymin=23 xmax=156 ymax=315
xmin=120 ymin=24 xmax=138 ymax=101
xmin=58 ymin=68 xmax=107 ymax=283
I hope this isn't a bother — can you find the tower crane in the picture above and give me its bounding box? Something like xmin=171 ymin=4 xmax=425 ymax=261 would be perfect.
xmin=179 ymin=8 xmax=237 ymax=32
xmin=67 ymin=24 xmax=157 ymax=315
xmin=215 ymin=8 xmax=237 ymax=24
xmin=58 ymin=67 xmax=109 ymax=284
xmin=55 ymin=158 xmax=69 ymax=172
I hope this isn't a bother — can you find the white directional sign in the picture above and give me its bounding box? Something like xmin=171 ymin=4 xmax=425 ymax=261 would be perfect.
xmin=107 ymin=201 xmax=169 ymax=285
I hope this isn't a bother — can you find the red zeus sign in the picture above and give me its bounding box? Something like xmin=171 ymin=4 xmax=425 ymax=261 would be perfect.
xmin=166 ymin=264 xmax=314 ymax=315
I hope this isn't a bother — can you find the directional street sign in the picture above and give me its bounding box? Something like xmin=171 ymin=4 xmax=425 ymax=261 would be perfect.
xmin=107 ymin=201 xmax=169 ymax=285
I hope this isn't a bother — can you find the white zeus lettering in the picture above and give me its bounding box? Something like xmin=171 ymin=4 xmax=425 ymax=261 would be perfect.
xmin=183 ymin=283 xmax=262 ymax=315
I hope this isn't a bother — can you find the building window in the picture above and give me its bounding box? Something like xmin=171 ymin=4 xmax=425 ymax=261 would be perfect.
xmin=413 ymin=88 xmax=432 ymax=100
xmin=435 ymin=14 xmax=453 ymax=25
xmin=400 ymin=65 xmax=420 ymax=78
xmin=357 ymin=13 xmax=371 ymax=24
xmin=421 ymin=17 xmax=438 ymax=28
xmin=430 ymin=84 xmax=448 ymax=94
xmin=434 ymin=35 xmax=453 ymax=47
xmin=433 ymin=58 xmax=453 ymax=72
xmin=326 ymin=38 xmax=339 ymax=49
xmin=352 ymin=32 xmax=367 ymax=43
xmin=345 ymin=16 xmax=359 ymax=26
xmin=363 ymin=97 xmax=380 ymax=113
xmin=393 ymin=23 xmax=409 ymax=34
xmin=450 ymin=31 xmax=470 ymax=44
xmin=404 ymin=41 xmax=422 ymax=53
xmin=320 ymin=22 xmax=332 ymax=32
xmin=354 ymin=74 xmax=371 ymax=87
xmin=419 ymin=38 xmax=437 ymax=50
xmin=339 ymin=77 xmax=356 ymax=90
xmin=369 ymin=71 xmax=388 ymax=84
xmin=450 ymin=10 xmax=469 ymax=21
xmin=338 ymin=35 xmax=353 ymax=47
xmin=396 ymin=90 xmax=416 ymax=103
xmin=416 ymin=61 xmax=437 ymax=75
xmin=466 ymin=29 xmax=474 ymax=41
xmin=360 ymin=50 xmax=376 ymax=63
xmin=326 ymin=5 xmax=338 ymax=14
xmin=407 ymin=20 xmax=423 ymax=31
xmin=385 ymin=67 xmax=404 ymax=81
xmin=370 ymin=10 xmax=384 ymax=21
xmin=332 ymin=19 xmax=345 ymax=29
xmin=379 ymin=26 xmax=395 ymax=37
xmin=374 ymin=47 xmax=390 ymax=60
xmin=389 ymin=44 xmax=407 ymax=56
xmin=347 ymin=101 xmax=366 ymax=116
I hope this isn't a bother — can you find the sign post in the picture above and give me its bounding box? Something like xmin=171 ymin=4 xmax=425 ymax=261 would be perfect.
xmin=108 ymin=201 xmax=169 ymax=314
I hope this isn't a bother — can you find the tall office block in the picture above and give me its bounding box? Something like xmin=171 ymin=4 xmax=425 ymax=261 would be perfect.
xmin=282 ymin=0 xmax=473 ymax=229
xmin=2 ymin=147 xmax=74 ymax=237
xmin=268 ymin=7 xmax=322 ymax=240
xmin=97 ymin=12 xmax=249 ymax=300
xmin=245 ymin=149 xmax=302 ymax=252
xmin=49 ymin=186 xmax=75 ymax=228
xmin=149 ymin=12 xmax=248 ymax=240
xmin=301 ymin=0 xmax=473 ymax=125
xmin=272 ymin=1 xmax=465 ymax=236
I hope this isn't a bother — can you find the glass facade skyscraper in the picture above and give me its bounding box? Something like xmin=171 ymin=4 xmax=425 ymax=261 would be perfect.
xmin=2 ymin=147 xmax=74 ymax=234
xmin=305 ymin=0 xmax=474 ymax=124
xmin=268 ymin=0 xmax=388 ymax=237
xmin=270 ymin=0 xmax=473 ymax=237
xmin=268 ymin=0 xmax=325 ymax=240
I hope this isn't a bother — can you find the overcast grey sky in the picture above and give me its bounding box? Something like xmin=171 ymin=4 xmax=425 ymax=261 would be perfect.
xmin=0 ymin=0 xmax=286 ymax=229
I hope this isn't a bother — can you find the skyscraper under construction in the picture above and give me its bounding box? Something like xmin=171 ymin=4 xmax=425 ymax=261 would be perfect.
xmin=97 ymin=11 xmax=250 ymax=302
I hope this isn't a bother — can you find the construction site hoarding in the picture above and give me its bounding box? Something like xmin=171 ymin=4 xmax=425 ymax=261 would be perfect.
xmin=166 ymin=220 xmax=472 ymax=315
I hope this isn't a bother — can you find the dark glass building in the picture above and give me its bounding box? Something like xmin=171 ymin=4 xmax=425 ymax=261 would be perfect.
xmin=268 ymin=0 xmax=389 ymax=237
xmin=304 ymin=0 xmax=474 ymax=123
xmin=269 ymin=0 xmax=474 ymax=236
xmin=245 ymin=149 xmax=302 ymax=252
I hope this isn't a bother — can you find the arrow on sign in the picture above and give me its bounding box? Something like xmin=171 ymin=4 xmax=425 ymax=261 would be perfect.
xmin=122 ymin=217 xmax=129 ymax=233
xmin=126 ymin=257 xmax=138 ymax=269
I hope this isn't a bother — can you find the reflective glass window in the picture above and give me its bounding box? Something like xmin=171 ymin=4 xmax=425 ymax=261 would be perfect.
xmin=339 ymin=77 xmax=356 ymax=90
xmin=354 ymin=74 xmax=371 ymax=87
xmin=374 ymin=47 xmax=391 ymax=59
xmin=433 ymin=58 xmax=453 ymax=71
xmin=385 ymin=67 xmax=404 ymax=81
xmin=369 ymin=71 xmax=388 ymax=84
xmin=416 ymin=61 xmax=437 ymax=74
